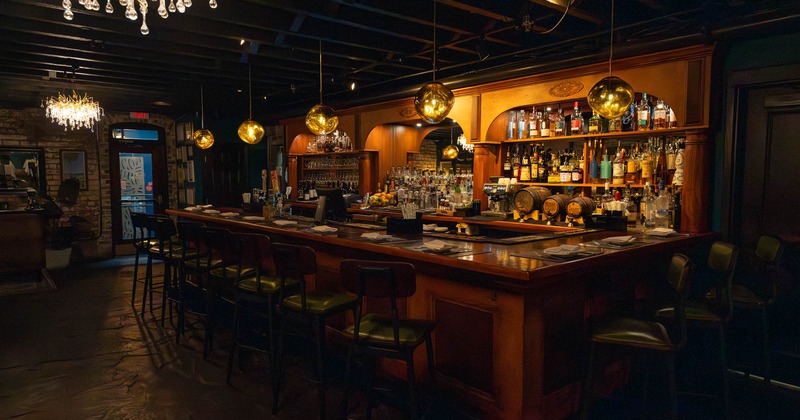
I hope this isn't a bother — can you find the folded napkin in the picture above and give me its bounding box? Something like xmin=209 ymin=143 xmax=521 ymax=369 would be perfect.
xmin=184 ymin=206 xmax=200 ymax=212
xmin=198 ymin=204 xmax=213 ymax=209
xmin=220 ymin=212 xmax=238 ymax=218
xmin=602 ymin=235 xmax=635 ymax=245
xmin=543 ymin=245 xmax=583 ymax=257
xmin=202 ymin=209 xmax=220 ymax=215
xmin=273 ymin=220 xmax=297 ymax=226
xmin=424 ymin=239 xmax=449 ymax=251
xmin=312 ymin=225 xmax=338 ymax=233
xmin=361 ymin=232 xmax=392 ymax=240
xmin=423 ymin=224 xmax=438 ymax=232
xmin=646 ymin=228 xmax=678 ymax=237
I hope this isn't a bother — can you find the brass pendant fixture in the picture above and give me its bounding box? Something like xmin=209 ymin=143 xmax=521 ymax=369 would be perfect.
xmin=238 ymin=59 xmax=265 ymax=144
xmin=305 ymin=41 xmax=338 ymax=135
xmin=193 ymin=85 xmax=214 ymax=150
xmin=441 ymin=127 xmax=459 ymax=160
xmin=587 ymin=0 xmax=633 ymax=119
xmin=414 ymin=0 xmax=454 ymax=124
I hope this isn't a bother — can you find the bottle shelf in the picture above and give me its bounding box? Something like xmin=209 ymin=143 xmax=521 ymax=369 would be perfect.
xmin=520 ymin=182 xmax=674 ymax=189
xmin=501 ymin=127 xmax=687 ymax=143
xmin=303 ymin=167 xmax=358 ymax=171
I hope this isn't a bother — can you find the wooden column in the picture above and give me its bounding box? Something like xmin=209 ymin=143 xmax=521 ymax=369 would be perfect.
xmin=358 ymin=150 xmax=374 ymax=196
xmin=681 ymin=129 xmax=710 ymax=232
xmin=472 ymin=143 xmax=500 ymax=209
xmin=287 ymin=155 xmax=298 ymax=199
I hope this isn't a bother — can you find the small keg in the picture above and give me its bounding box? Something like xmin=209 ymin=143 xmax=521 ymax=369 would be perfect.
xmin=542 ymin=194 xmax=570 ymax=219
xmin=513 ymin=186 xmax=551 ymax=216
xmin=566 ymin=196 xmax=596 ymax=219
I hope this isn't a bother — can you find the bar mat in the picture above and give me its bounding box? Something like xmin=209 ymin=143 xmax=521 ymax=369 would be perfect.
xmin=578 ymin=240 xmax=646 ymax=250
xmin=511 ymin=250 xmax=602 ymax=262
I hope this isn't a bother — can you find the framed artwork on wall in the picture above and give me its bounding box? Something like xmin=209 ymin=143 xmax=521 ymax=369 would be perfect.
xmin=61 ymin=149 xmax=88 ymax=190
xmin=0 ymin=147 xmax=46 ymax=192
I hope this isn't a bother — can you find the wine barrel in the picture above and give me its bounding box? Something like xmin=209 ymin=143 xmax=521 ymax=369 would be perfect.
xmin=513 ymin=186 xmax=551 ymax=215
xmin=542 ymin=194 xmax=570 ymax=218
xmin=567 ymin=196 xmax=596 ymax=219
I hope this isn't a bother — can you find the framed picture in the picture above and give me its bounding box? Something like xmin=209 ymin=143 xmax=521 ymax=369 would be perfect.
xmin=0 ymin=147 xmax=46 ymax=192
xmin=61 ymin=149 xmax=88 ymax=190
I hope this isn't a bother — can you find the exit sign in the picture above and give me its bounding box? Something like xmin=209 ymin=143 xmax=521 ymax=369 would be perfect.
xmin=130 ymin=112 xmax=149 ymax=119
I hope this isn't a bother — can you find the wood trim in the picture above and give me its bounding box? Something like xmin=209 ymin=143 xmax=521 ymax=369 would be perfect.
xmin=681 ymin=129 xmax=711 ymax=233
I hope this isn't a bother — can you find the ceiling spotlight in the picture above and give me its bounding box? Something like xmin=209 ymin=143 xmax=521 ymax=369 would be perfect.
xmin=237 ymin=89 xmax=243 ymax=93
xmin=350 ymin=81 xmax=356 ymax=91
xmin=416 ymin=123 xmax=422 ymax=127
xmin=240 ymin=39 xmax=246 ymax=46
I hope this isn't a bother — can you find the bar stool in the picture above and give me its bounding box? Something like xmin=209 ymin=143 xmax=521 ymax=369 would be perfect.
xmin=339 ymin=259 xmax=436 ymax=419
xmin=708 ymin=235 xmax=784 ymax=379
xmin=200 ymin=226 xmax=238 ymax=359
xmin=270 ymin=242 xmax=357 ymax=419
xmin=225 ymin=232 xmax=299 ymax=385
xmin=130 ymin=212 xmax=157 ymax=310
xmin=172 ymin=220 xmax=209 ymax=345
xmin=140 ymin=214 xmax=178 ymax=319
xmin=656 ymin=241 xmax=739 ymax=416
xmin=581 ymin=253 xmax=694 ymax=420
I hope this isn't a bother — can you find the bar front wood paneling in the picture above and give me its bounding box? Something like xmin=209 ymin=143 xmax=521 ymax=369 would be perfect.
xmin=169 ymin=209 xmax=713 ymax=419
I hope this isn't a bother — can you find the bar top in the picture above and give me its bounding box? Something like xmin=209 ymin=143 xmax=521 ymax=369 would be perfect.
xmin=167 ymin=208 xmax=713 ymax=293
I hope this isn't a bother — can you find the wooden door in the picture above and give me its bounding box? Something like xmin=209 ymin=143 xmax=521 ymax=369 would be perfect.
xmin=725 ymin=74 xmax=800 ymax=248
xmin=201 ymin=143 xmax=247 ymax=207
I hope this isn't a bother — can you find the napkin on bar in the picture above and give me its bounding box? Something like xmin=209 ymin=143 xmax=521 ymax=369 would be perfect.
xmin=424 ymin=239 xmax=449 ymax=251
xmin=312 ymin=225 xmax=338 ymax=233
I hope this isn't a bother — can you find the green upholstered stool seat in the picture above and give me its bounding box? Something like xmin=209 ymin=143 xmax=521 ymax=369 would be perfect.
xmin=345 ymin=313 xmax=435 ymax=347
xmin=282 ymin=290 xmax=356 ymax=315
xmin=656 ymin=300 xmax=726 ymax=324
xmin=591 ymin=317 xmax=677 ymax=351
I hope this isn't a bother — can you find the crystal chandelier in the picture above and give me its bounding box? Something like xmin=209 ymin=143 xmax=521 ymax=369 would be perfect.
xmin=61 ymin=0 xmax=219 ymax=35
xmin=456 ymin=133 xmax=473 ymax=153
xmin=44 ymin=91 xmax=104 ymax=131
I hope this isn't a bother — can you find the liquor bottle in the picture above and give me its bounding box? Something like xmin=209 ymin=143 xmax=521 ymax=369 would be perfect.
xmin=518 ymin=109 xmax=527 ymax=139
xmin=508 ymin=110 xmax=517 ymax=140
xmin=641 ymin=182 xmax=655 ymax=228
xmin=653 ymin=98 xmax=667 ymax=129
xmin=540 ymin=108 xmax=552 ymax=137
xmin=600 ymin=150 xmax=612 ymax=183
xmin=537 ymin=148 xmax=547 ymax=182
xmin=589 ymin=141 xmax=599 ymax=184
xmin=666 ymin=137 xmax=677 ymax=184
xmin=554 ymin=105 xmax=565 ymax=136
xmin=302 ymin=180 xmax=310 ymax=201
xmin=636 ymin=93 xmax=650 ymax=131
xmin=531 ymin=145 xmax=539 ymax=182
xmin=666 ymin=105 xmax=678 ymax=129
xmin=612 ymin=146 xmax=626 ymax=185
xmin=529 ymin=108 xmax=540 ymax=138
xmin=570 ymin=101 xmax=584 ymax=136
xmin=559 ymin=150 xmax=571 ymax=183
xmin=571 ymin=153 xmax=583 ymax=183
xmin=588 ymin=110 xmax=601 ymax=134
xmin=654 ymin=183 xmax=670 ymax=228
xmin=601 ymin=182 xmax=614 ymax=215
xmin=503 ymin=147 xmax=513 ymax=178
xmin=511 ymin=144 xmax=521 ymax=181
xmin=624 ymin=183 xmax=639 ymax=227
xmin=309 ymin=181 xmax=318 ymax=199
xmin=672 ymin=137 xmax=685 ymax=186
xmin=655 ymin=137 xmax=668 ymax=186
xmin=639 ymin=139 xmax=653 ymax=183
xmin=519 ymin=145 xmax=531 ymax=182
xmin=548 ymin=152 xmax=560 ymax=183
xmin=625 ymin=141 xmax=640 ymax=184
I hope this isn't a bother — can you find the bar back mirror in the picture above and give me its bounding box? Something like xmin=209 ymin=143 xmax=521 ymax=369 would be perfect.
xmin=0 ymin=147 xmax=46 ymax=193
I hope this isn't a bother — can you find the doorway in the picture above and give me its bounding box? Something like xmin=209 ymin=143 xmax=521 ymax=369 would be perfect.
xmin=108 ymin=123 xmax=168 ymax=255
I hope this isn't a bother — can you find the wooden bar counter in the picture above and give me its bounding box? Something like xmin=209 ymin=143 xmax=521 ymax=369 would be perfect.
xmin=167 ymin=208 xmax=713 ymax=419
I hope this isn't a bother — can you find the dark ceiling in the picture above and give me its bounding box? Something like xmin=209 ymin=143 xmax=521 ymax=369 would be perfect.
xmin=1 ymin=0 xmax=798 ymax=122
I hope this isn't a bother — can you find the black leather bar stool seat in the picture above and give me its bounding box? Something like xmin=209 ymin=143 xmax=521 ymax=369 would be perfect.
xmin=172 ymin=220 xmax=212 ymax=345
xmin=139 ymin=214 xmax=179 ymax=320
xmin=199 ymin=226 xmax=240 ymax=359
xmin=340 ymin=259 xmax=436 ymax=420
xmin=582 ymin=253 xmax=694 ymax=420
xmin=271 ymin=242 xmax=356 ymax=419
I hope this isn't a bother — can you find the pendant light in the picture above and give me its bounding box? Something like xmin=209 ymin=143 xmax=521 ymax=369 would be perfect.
xmin=414 ymin=0 xmax=454 ymax=125
xmin=192 ymin=85 xmax=214 ymax=150
xmin=587 ymin=0 xmax=634 ymax=119
xmin=305 ymin=40 xmax=338 ymax=135
xmin=441 ymin=127 xmax=459 ymax=160
xmin=238 ymin=58 xmax=265 ymax=144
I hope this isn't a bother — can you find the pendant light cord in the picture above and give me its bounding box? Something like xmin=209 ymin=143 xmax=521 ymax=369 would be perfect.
xmin=200 ymin=84 xmax=205 ymax=129
xmin=608 ymin=0 xmax=615 ymax=77
xmin=248 ymin=60 xmax=253 ymax=119
xmin=432 ymin=0 xmax=437 ymax=82
xmin=319 ymin=40 xmax=324 ymax=104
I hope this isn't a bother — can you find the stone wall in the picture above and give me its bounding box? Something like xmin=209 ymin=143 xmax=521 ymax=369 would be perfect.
xmin=0 ymin=108 xmax=176 ymax=260
xmin=416 ymin=138 xmax=438 ymax=170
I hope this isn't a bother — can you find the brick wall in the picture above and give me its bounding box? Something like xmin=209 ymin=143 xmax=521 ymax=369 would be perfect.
xmin=0 ymin=108 xmax=176 ymax=260
xmin=416 ymin=138 xmax=438 ymax=170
